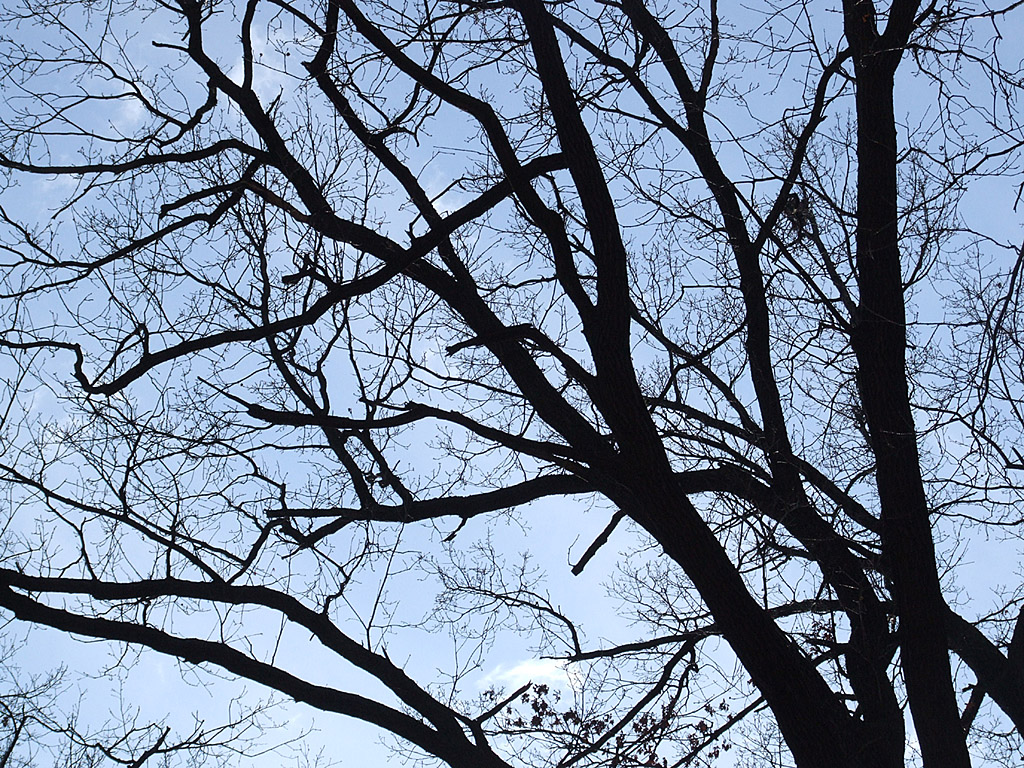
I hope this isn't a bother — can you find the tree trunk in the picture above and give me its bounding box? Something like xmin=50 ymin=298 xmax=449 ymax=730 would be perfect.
xmin=846 ymin=4 xmax=972 ymax=762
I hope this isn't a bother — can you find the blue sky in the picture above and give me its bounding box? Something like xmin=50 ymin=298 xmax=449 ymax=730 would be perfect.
xmin=2 ymin=1 xmax=1024 ymax=766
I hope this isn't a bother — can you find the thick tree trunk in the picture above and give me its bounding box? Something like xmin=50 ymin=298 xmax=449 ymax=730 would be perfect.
xmin=846 ymin=7 xmax=972 ymax=762
xmin=618 ymin=476 xmax=858 ymax=768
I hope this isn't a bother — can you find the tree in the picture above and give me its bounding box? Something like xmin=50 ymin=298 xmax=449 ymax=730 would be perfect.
xmin=1 ymin=0 xmax=1023 ymax=765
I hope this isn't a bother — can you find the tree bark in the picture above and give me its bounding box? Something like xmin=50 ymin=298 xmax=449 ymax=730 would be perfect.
xmin=844 ymin=2 xmax=971 ymax=765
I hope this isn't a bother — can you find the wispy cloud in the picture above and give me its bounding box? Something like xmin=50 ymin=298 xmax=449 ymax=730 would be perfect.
xmin=479 ymin=658 xmax=573 ymax=689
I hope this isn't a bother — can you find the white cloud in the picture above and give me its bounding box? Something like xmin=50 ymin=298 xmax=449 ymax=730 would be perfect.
xmin=479 ymin=657 xmax=573 ymax=690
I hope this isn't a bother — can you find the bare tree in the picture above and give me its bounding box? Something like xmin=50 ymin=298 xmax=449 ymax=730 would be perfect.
xmin=1 ymin=0 xmax=1023 ymax=766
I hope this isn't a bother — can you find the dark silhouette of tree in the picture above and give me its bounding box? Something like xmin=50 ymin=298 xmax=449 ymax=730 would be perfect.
xmin=1 ymin=0 xmax=1023 ymax=766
